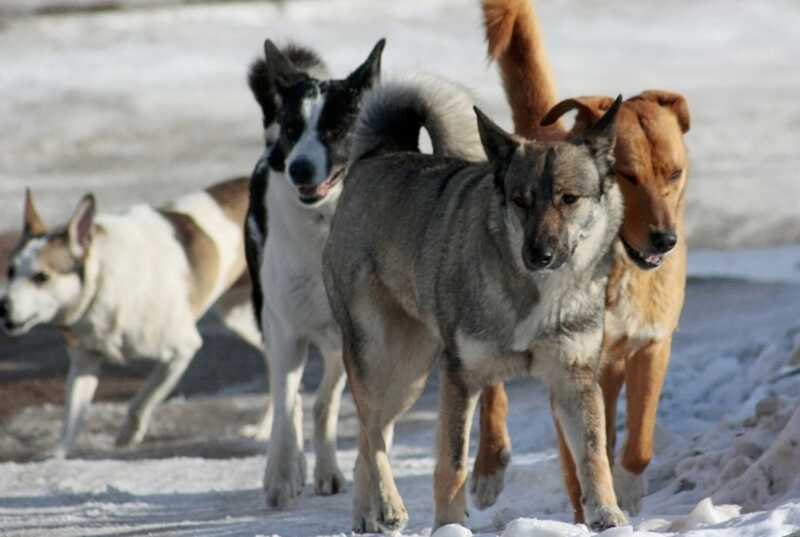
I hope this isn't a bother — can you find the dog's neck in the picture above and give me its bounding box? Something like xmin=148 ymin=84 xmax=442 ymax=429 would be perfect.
xmin=54 ymin=239 xmax=101 ymax=329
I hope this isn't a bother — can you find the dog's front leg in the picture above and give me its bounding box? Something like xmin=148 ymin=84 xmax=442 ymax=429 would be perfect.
xmin=551 ymin=364 xmax=627 ymax=531
xmin=55 ymin=347 xmax=103 ymax=458
xmin=434 ymin=366 xmax=480 ymax=529
xmin=116 ymin=348 xmax=197 ymax=448
xmin=263 ymin=320 xmax=309 ymax=509
xmin=615 ymin=337 xmax=672 ymax=516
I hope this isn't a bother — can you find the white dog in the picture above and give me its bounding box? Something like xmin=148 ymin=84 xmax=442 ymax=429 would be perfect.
xmin=0 ymin=180 xmax=261 ymax=457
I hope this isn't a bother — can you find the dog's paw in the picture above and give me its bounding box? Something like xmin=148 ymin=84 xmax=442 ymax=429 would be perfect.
xmin=264 ymin=449 xmax=307 ymax=509
xmin=470 ymin=446 xmax=511 ymax=510
xmin=314 ymin=464 xmax=345 ymax=496
xmin=115 ymin=416 xmax=145 ymax=447
xmin=613 ymin=463 xmax=646 ymax=516
xmin=586 ymin=504 xmax=628 ymax=531
xmin=352 ymin=513 xmax=381 ymax=534
xmin=376 ymin=496 xmax=409 ymax=533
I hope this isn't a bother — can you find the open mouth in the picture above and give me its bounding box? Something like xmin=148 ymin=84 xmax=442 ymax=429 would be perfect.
xmin=621 ymin=238 xmax=664 ymax=270
xmin=296 ymin=167 xmax=344 ymax=205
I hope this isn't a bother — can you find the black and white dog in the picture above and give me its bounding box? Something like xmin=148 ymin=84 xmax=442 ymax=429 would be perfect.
xmin=244 ymin=38 xmax=385 ymax=508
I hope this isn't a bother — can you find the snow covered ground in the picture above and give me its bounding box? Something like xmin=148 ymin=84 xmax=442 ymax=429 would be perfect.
xmin=2 ymin=250 xmax=800 ymax=537
xmin=1 ymin=1 xmax=800 ymax=536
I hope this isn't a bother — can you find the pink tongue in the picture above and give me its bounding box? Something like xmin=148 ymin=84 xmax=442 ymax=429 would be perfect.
xmin=646 ymin=254 xmax=662 ymax=265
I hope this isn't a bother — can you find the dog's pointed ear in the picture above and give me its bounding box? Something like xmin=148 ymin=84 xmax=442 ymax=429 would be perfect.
xmin=67 ymin=194 xmax=96 ymax=258
xmin=474 ymin=106 xmax=519 ymax=188
xmin=23 ymin=188 xmax=47 ymax=237
xmin=541 ymin=96 xmax=616 ymax=134
xmin=581 ymin=95 xmax=622 ymax=181
xmin=475 ymin=106 xmax=518 ymax=163
xmin=263 ymin=39 xmax=301 ymax=89
xmin=637 ymin=90 xmax=690 ymax=133
xmin=346 ymin=38 xmax=385 ymax=91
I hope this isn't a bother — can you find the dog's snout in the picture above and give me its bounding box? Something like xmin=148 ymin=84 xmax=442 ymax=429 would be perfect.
xmin=650 ymin=230 xmax=677 ymax=253
xmin=288 ymin=159 xmax=315 ymax=185
xmin=525 ymin=245 xmax=554 ymax=270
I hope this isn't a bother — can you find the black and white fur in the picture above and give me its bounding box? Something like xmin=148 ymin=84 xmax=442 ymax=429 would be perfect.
xmin=243 ymin=43 xmax=330 ymax=439
xmin=245 ymin=38 xmax=385 ymax=508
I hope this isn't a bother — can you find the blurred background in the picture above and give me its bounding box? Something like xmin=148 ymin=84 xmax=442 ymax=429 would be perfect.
xmin=0 ymin=0 xmax=799 ymax=458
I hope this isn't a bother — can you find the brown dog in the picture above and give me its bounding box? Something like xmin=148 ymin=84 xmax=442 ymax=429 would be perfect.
xmin=473 ymin=0 xmax=690 ymax=521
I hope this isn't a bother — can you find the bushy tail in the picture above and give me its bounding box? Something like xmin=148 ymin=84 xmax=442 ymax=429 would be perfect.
xmin=482 ymin=0 xmax=564 ymax=139
xmin=349 ymin=74 xmax=486 ymax=165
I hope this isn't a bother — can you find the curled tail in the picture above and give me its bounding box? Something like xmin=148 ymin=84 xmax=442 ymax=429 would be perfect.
xmin=482 ymin=0 xmax=564 ymax=140
xmin=349 ymin=74 xmax=486 ymax=165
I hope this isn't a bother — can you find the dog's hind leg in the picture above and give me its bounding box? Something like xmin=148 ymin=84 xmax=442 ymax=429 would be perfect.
xmin=344 ymin=307 xmax=436 ymax=533
xmin=434 ymin=364 xmax=480 ymax=528
xmin=616 ymin=338 xmax=671 ymax=516
xmin=550 ymin=363 xmax=627 ymax=531
xmin=471 ymin=382 xmax=512 ymax=509
xmin=263 ymin=318 xmax=309 ymax=509
xmin=116 ymin=337 xmax=200 ymax=448
xmin=312 ymin=345 xmax=346 ymax=495
xmin=54 ymin=347 xmax=103 ymax=458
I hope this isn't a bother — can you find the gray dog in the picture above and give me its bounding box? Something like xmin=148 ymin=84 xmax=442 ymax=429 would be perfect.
xmin=322 ymin=77 xmax=626 ymax=533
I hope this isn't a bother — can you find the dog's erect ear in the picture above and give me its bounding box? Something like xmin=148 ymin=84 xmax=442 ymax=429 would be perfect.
xmin=23 ymin=188 xmax=47 ymax=237
xmin=474 ymin=106 xmax=519 ymax=188
xmin=581 ymin=95 xmax=622 ymax=183
xmin=346 ymin=38 xmax=386 ymax=91
xmin=67 ymin=194 xmax=96 ymax=258
xmin=263 ymin=39 xmax=301 ymax=90
xmin=637 ymin=90 xmax=690 ymax=134
xmin=541 ymin=96 xmax=616 ymax=134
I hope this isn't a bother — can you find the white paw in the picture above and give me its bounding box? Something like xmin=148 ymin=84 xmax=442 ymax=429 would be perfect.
xmin=585 ymin=503 xmax=628 ymax=531
xmin=614 ymin=463 xmax=646 ymax=516
xmin=314 ymin=463 xmax=345 ymax=496
xmin=264 ymin=448 xmax=307 ymax=509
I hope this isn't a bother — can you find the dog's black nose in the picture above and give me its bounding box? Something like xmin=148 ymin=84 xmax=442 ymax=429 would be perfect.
xmin=0 ymin=297 xmax=7 ymax=319
xmin=526 ymin=246 xmax=554 ymax=269
xmin=650 ymin=231 xmax=677 ymax=253
xmin=288 ymin=159 xmax=315 ymax=185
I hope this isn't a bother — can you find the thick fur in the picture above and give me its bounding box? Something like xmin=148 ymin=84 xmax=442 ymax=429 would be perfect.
xmin=477 ymin=0 xmax=691 ymax=521
xmin=0 ymin=179 xmax=261 ymax=458
xmin=241 ymin=44 xmax=329 ymax=440
xmin=245 ymin=39 xmax=385 ymax=509
xmin=323 ymin=78 xmax=627 ymax=532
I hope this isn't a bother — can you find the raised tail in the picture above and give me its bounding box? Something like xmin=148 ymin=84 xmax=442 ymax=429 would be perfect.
xmin=482 ymin=0 xmax=564 ymax=140
xmin=349 ymin=74 xmax=486 ymax=166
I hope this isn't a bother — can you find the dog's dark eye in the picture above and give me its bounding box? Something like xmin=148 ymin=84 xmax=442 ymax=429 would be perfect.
xmin=670 ymin=169 xmax=683 ymax=181
xmin=7 ymin=266 xmax=15 ymax=280
xmin=562 ymin=194 xmax=578 ymax=205
xmin=511 ymin=192 xmax=528 ymax=209
xmin=31 ymin=272 xmax=49 ymax=285
xmin=620 ymin=172 xmax=638 ymax=186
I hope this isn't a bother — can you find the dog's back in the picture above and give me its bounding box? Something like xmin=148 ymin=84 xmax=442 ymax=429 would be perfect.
xmin=78 ymin=177 xmax=250 ymax=361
